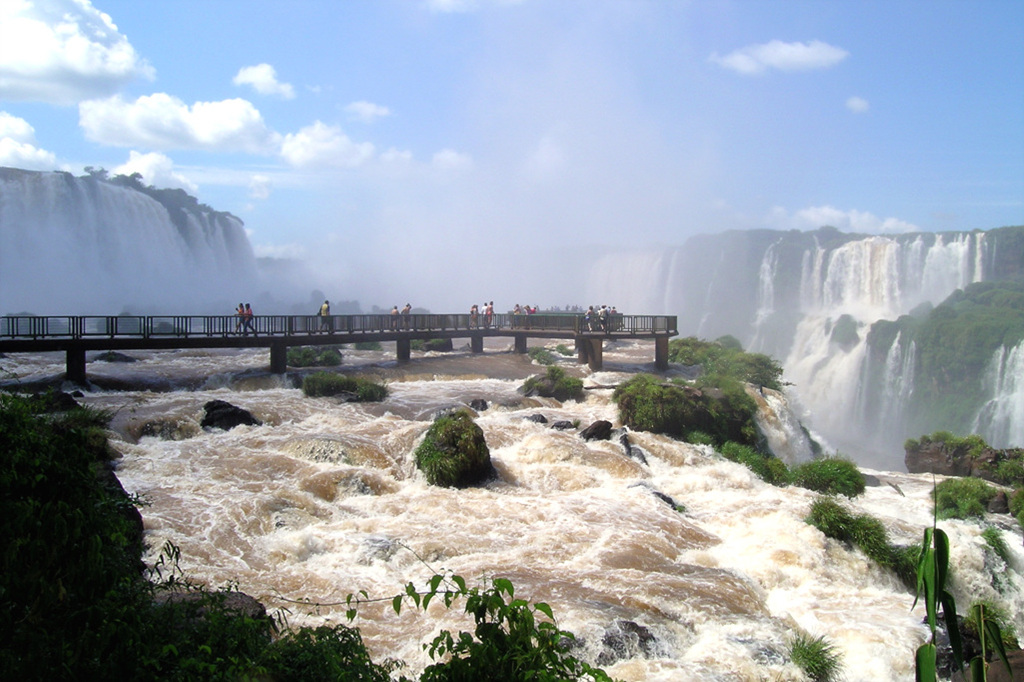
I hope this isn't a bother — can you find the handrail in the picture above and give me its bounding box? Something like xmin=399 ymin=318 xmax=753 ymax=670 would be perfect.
xmin=1 ymin=313 xmax=678 ymax=341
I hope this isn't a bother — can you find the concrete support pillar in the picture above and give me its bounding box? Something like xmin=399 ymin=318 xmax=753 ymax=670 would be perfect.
xmin=586 ymin=338 xmax=603 ymax=371
xmin=655 ymin=337 xmax=669 ymax=371
xmin=576 ymin=337 xmax=588 ymax=364
xmin=471 ymin=335 xmax=484 ymax=354
xmin=396 ymin=338 xmax=411 ymax=363
xmin=270 ymin=341 xmax=288 ymax=374
xmin=514 ymin=335 xmax=528 ymax=354
xmin=66 ymin=348 xmax=87 ymax=385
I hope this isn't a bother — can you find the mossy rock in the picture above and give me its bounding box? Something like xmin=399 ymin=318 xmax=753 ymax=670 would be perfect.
xmin=519 ymin=366 xmax=584 ymax=402
xmin=415 ymin=411 xmax=493 ymax=487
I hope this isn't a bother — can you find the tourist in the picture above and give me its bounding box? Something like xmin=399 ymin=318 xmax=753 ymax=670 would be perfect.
xmin=401 ymin=303 xmax=411 ymax=329
xmin=319 ymin=300 xmax=331 ymax=333
xmin=390 ymin=306 xmax=399 ymax=329
xmin=234 ymin=302 xmax=244 ymax=334
xmin=243 ymin=303 xmax=256 ymax=336
xmin=469 ymin=303 xmax=479 ymax=329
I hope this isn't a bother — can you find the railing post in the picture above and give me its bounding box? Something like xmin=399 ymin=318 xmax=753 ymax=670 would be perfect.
xmin=655 ymin=336 xmax=669 ymax=371
xmin=66 ymin=348 xmax=87 ymax=385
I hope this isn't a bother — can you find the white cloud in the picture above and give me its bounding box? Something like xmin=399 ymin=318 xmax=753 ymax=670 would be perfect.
xmin=432 ymin=148 xmax=472 ymax=170
xmin=770 ymin=205 xmax=919 ymax=233
xmin=0 ymin=111 xmax=58 ymax=169
xmin=280 ymin=121 xmax=374 ymax=168
xmin=345 ymin=100 xmax=391 ymax=123
xmin=233 ymin=63 xmax=295 ymax=99
xmin=248 ymin=174 xmax=271 ymax=199
xmin=79 ymin=93 xmax=281 ymax=153
xmin=846 ymin=96 xmax=870 ymax=113
xmin=111 ymin=150 xmax=197 ymax=192
xmin=710 ymin=40 xmax=849 ymax=76
xmin=0 ymin=0 xmax=153 ymax=104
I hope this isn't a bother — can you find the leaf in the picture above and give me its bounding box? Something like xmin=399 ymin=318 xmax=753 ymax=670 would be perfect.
xmin=940 ymin=591 xmax=964 ymax=672
xmin=392 ymin=594 xmax=403 ymax=615
xmin=915 ymin=643 xmax=936 ymax=682
xmin=452 ymin=574 xmax=467 ymax=593
xmin=494 ymin=577 xmax=514 ymax=597
xmin=535 ymin=602 xmax=554 ymax=620
xmin=429 ymin=574 xmax=444 ymax=593
xmin=984 ymin=617 xmax=1012 ymax=677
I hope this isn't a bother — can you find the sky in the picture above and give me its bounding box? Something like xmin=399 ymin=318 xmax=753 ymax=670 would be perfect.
xmin=1 ymin=0 xmax=1022 ymax=310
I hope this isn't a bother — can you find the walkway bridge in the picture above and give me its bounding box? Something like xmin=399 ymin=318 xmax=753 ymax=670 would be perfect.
xmin=1 ymin=313 xmax=678 ymax=385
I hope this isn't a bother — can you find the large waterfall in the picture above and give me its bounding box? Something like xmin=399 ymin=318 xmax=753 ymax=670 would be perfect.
xmin=0 ymin=168 xmax=258 ymax=314
xmin=587 ymin=227 xmax=1024 ymax=467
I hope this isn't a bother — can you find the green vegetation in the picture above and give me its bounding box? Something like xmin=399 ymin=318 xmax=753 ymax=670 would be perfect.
xmin=302 ymin=372 xmax=388 ymax=401
xmin=287 ymin=345 xmax=343 ymax=367
xmin=527 ymin=346 xmax=557 ymax=365
xmin=613 ymin=374 xmax=759 ymax=447
xmin=933 ymin=477 xmax=996 ymax=520
xmin=521 ymin=366 xmax=585 ymax=402
xmin=667 ymin=336 xmax=784 ymax=391
xmin=414 ymin=411 xmax=493 ymax=488
xmin=790 ymin=457 xmax=865 ymax=498
xmin=789 ymin=632 xmax=842 ymax=682
xmin=352 ymin=340 xmax=383 ymax=351
xmin=720 ymin=441 xmax=789 ymax=486
xmin=411 ymin=338 xmax=453 ymax=352
xmin=981 ymin=526 xmax=1012 ymax=567
xmin=554 ymin=344 xmax=574 ymax=356
xmin=871 ymin=281 xmax=1024 ymax=435
xmin=805 ymin=498 xmax=917 ymax=587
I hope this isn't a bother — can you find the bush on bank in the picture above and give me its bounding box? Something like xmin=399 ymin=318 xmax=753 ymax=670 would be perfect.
xmin=668 ymin=336 xmax=784 ymax=391
xmin=302 ymin=372 xmax=388 ymax=401
xmin=520 ymin=365 xmax=585 ymax=402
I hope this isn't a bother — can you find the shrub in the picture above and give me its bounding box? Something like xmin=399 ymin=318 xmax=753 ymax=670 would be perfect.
xmin=720 ymin=441 xmax=789 ymax=486
xmin=934 ymin=477 xmax=996 ymax=520
xmin=287 ymin=346 xmax=343 ymax=367
xmin=981 ymin=526 xmax=1012 ymax=567
xmin=789 ymin=632 xmax=842 ymax=682
xmin=520 ymin=366 xmax=584 ymax=402
xmin=554 ymin=344 xmax=573 ymax=356
xmin=352 ymin=341 xmax=382 ymax=351
xmin=411 ymin=338 xmax=453 ymax=352
xmin=302 ymin=372 xmax=388 ymax=401
xmin=805 ymin=498 xmax=917 ymax=587
xmin=415 ymin=411 xmax=493 ymax=487
xmin=258 ymin=625 xmax=398 ymax=681
xmin=667 ymin=337 xmax=784 ymax=391
xmin=613 ymin=374 xmax=759 ymax=446
xmin=790 ymin=457 xmax=865 ymax=497
xmin=527 ymin=347 xmax=557 ymax=365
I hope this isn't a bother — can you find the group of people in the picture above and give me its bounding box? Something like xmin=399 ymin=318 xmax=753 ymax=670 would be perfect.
xmin=583 ymin=304 xmax=618 ymax=332
xmin=389 ymin=303 xmax=412 ymax=329
xmin=468 ymin=301 xmax=494 ymax=328
xmin=234 ymin=303 xmax=257 ymax=335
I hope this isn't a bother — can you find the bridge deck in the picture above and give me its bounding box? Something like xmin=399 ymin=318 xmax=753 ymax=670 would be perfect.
xmin=0 ymin=313 xmax=678 ymax=383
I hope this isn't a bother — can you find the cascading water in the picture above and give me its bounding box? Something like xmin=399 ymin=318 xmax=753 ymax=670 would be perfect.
xmin=974 ymin=342 xmax=1024 ymax=448
xmin=0 ymin=168 xmax=258 ymax=314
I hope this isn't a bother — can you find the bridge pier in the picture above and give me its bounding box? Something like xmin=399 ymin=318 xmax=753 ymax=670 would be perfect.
xmin=576 ymin=337 xmax=603 ymax=370
xmin=470 ymin=335 xmax=483 ymax=354
xmin=514 ymin=335 xmax=528 ymax=354
xmin=270 ymin=341 xmax=288 ymax=374
xmin=66 ymin=348 xmax=87 ymax=385
xmin=396 ymin=338 xmax=411 ymax=363
xmin=655 ymin=337 xmax=669 ymax=371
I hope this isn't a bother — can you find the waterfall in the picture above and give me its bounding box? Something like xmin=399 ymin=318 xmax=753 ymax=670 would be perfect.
xmin=750 ymin=386 xmax=815 ymax=465
xmin=974 ymin=342 xmax=1024 ymax=448
xmin=747 ymin=241 xmax=779 ymax=352
xmin=0 ymin=168 xmax=258 ymax=314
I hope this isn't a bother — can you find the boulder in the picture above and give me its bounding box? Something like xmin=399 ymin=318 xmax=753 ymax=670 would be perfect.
xmin=468 ymin=399 xmax=489 ymax=411
xmin=580 ymin=420 xmax=613 ymax=441
xmin=988 ymin=491 xmax=1010 ymax=514
xmin=905 ymin=440 xmax=973 ymax=477
xmin=415 ymin=411 xmax=494 ymax=487
xmin=525 ymin=413 xmax=548 ymax=424
xmin=200 ymin=399 xmax=262 ymax=430
xmin=551 ymin=420 xmax=576 ymax=431
xmin=94 ymin=350 xmax=136 ymax=363
xmin=619 ymin=432 xmax=648 ymax=465
xmin=597 ymin=620 xmax=660 ymax=665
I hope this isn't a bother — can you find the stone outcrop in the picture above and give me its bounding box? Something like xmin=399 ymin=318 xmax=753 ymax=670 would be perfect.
xmin=905 ymin=438 xmax=1024 ymax=484
xmin=200 ymin=399 xmax=262 ymax=430
xmin=580 ymin=420 xmax=613 ymax=441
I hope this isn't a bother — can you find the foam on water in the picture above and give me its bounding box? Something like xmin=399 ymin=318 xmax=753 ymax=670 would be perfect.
xmin=4 ymin=342 xmax=1023 ymax=681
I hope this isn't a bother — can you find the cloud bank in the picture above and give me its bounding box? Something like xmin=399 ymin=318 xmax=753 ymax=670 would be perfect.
xmin=710 ymin=40 xmax=849 ymax=75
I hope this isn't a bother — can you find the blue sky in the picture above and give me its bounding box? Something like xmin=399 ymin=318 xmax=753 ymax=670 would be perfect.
xmin=1 ymin=0 xmax=1022 ymax=308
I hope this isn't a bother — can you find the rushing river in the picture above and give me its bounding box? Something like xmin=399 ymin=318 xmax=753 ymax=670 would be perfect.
xmin=3 ymin=340 xmax=1023 ymax=681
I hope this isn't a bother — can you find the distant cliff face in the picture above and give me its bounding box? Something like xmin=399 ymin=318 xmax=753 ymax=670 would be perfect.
xmin=587 ymin=225 xmax=1024 ymax=467
xmin=0 ymin=168 xmax=258 ymax=314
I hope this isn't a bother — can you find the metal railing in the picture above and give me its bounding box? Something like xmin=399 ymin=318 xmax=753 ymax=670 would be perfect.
xmin=1 ymin=313 xmax=677 ymax=341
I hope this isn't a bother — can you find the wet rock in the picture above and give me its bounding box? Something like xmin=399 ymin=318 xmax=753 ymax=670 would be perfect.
xmin=619 ymin=432 xmax=648 ymax=465
xmin=988 ymin=491 xmax=1010 ymax=514
xmin=28 ymin=390 xmax=80 ymax=412
xmin=597 ymin=620 xmax=660 ymax=665
xmin=551 ymin=420 xmax=576 ymax=431
xmin=359 ymin=535 xmax=400 ymax=564
xmin=580 ymin=420 xmax=613 ymax=441
xmin=137 ymin=417 xmax=201 ymax=441
xmin=156 ymin=590 xmax=268 ymax=622
xmin=200 ymin=399 xmax=262 ymax=430
xmin=469 ymin=398 xmax=489 ymax=411
xmin=525 ymin=413 xmax=548 ymax=424
xmin=94 ymin=350 xmax=136 ymax=363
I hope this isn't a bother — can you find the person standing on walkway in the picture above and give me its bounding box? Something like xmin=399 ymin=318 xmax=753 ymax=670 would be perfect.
xmin=243 ymin=303 xmax=256 ymax=336
xmin=234 ymin=303 xmax=245 ymax=334
xmin=319 ymin=300 xmax=332 ymax=333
